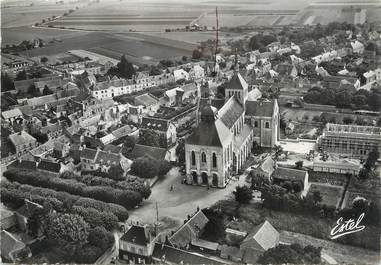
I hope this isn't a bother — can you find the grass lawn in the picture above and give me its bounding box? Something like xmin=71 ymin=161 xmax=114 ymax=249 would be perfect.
xmin=308 ymin=183 xmax=344 ymax=208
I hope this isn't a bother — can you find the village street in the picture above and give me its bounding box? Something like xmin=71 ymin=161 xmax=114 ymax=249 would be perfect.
xmin=127 ymin=167 xmax=247 ymax=232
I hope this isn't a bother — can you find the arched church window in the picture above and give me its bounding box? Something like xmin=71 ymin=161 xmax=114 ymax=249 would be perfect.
xmin=212 ymin=153 xmax=217 ymax=168
xmin=191 ymin=151 xmax=196 ymax=165
xmin=201 ymin=152 xmax=207 ymax=163
xmin=265 ymin=122 xmax=270 ymax=128
xmin=254 ymin=121 xmax=258 ymax=127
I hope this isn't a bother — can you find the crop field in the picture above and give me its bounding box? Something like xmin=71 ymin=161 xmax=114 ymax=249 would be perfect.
xmin=17 ymin=31 xmax=194 ymax=66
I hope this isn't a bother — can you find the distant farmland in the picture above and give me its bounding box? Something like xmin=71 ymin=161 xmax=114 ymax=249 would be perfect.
xmin=19 ymin=31 xmax=195 ymax=66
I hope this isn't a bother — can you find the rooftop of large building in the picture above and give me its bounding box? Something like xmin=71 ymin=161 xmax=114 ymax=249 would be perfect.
xmin=324 ymin=123 xmax=381 ymax=139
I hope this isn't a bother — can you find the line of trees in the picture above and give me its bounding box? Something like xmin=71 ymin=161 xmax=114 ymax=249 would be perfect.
xmin=304 ymin=85 xmax=381 ymax=111
xmin=4 ymin=169 xmax=143 ymax=209
xmin=60 ymin=171 xmax=151 ymax=199
xmin=1 ymin=182 xmax=120 ymax=232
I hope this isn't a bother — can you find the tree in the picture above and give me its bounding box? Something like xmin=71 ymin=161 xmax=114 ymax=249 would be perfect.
xmin=149 ymin=66 xmax=161 ymax=76
xmin=44 ymin=213 xmax=89 ymax=248
xmin=273 ymin=145 xmax=283 ymax=160
xmin=312 ymin=190 xmax=322 ymax=204
xmin=157 ymin=160 xmax=172 ymax=176
xmin=192 ymin=49 xmax=202 ymax=59
xmin=108 ymin=165 xmax=125 ymax=181
xmin=130 ymin=157 xmax=158 ymax=178
xmin=40 ymin=57 xmax=48 ymax=63
xmin=28 ymin=84 xmax=41 ymax=97
xmin=15 ymin=70 xmax=27 ymax=81
xmin=123 ymin=136 xmax=135 ymax=151
xmin=342 ymin=116 xmax=353 ymax=124
xmin=88 ymin=226 xmax=114 ymax=251
xmin=364 ymin=149 xmax=380 ymax=171
xmin=201 ymin=208 xmax=226 ymax=242
xmin=1 ymin=72 xmax=15 ymax=92
xmin=233 ymin=186 xmax=253 ymax=204
xmin=176 ymin=140 xmax=185 ymax=164
xmin=43 ymin=85 xmax=53 ymax=95
xmin=216 ymin=85 xmax=225 ymax=98
xmin=295 ymin=161 xmax=303 ymax=169
xmin=109 ymin=55 xmax=135 ymax=79
xmin=257 ymin=244 xmax=321 ymax=264
xmin=139 ymin=130 xmax=166 ymax=148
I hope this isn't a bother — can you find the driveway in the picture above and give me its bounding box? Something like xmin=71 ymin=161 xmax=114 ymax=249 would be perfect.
xmin=128 ymin=167 xmax=247 ymax=231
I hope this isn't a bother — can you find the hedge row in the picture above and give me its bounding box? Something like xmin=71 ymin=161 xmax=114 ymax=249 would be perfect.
xmin=60 ymin=172 xmax=151 ymax=199
xmin=1 ymin=180 xmax=128 ymax=222
xmin=4 ymin=169 xmax=142 ymax=209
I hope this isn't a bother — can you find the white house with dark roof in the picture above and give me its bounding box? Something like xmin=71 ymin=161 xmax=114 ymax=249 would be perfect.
xmin=9 ymin=131 xmax=37 ymax=155
xmin=119 ymin=224 xmax=160 ymax=264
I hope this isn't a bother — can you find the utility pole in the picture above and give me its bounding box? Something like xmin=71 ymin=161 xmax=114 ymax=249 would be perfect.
xmin=154 ymin=202 xmax=160 ymax=235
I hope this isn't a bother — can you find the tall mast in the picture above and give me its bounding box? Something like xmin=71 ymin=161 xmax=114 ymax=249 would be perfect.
xmin=214 ymin=7 xmax=219 ymax=73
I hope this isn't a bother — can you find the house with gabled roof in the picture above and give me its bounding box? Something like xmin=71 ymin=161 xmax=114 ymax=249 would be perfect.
xmin=168 ymin=209 xmax=209 ymax=248
xmin=240 ymin=220 xmax=279 ymax=264
xmin=79 ymin=147 xmax=130 ymax=173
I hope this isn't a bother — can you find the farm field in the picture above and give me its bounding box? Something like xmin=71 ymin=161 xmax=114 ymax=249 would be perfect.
xmin=16 ymin=31 xmax=194 ymax=66
xmin=1 ymin=0 xmax=85 ymax=29
xmin=1 ymin=26 xmax=89 ymax=46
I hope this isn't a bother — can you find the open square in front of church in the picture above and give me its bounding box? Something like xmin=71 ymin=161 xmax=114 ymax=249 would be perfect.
xmin=127 ymin=167 xmax=248 ymax=230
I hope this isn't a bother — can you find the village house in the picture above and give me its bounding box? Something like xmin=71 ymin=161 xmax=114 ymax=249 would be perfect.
xmin=168 ymin=209 xmax=209 ymax=248
xmin=240 ymin=221 xmax=279 ymax=264
xmin=140 ymin=116 xmax=177 ymax=148
xmin=322 ymin=75 xmax=360 ymax=90
xmin=8 ymin=131 xmax=37 ymax=155
xmin=134 ymin=93 xmax=161 ymax=117
xmin=79 ymin=147 xmax=130 ymax=173
xmin=272 ymin=167 xmax=309 ymax=196
xmin=119 ymin=224 xmax=160 ymax=264
xmin=312 ymin=154 xmax=360 ymax=175
xmin=173 ymin=69 xmax=190 ymax=81
xmin=1 ymin=108 xmax=23 ymax=125
xmin=250 ymin=155 xmax=276 ymax=183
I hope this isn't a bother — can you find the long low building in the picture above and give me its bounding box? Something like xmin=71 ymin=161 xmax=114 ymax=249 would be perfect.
xmin=318 ymin=123 xmax=381 ymax=159
xmin=312 ymin=154 xmax=361 ymax=175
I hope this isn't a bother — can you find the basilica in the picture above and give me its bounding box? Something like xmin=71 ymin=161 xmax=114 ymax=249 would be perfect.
xmin=185 ymin=71 xmax=279 ymax=188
